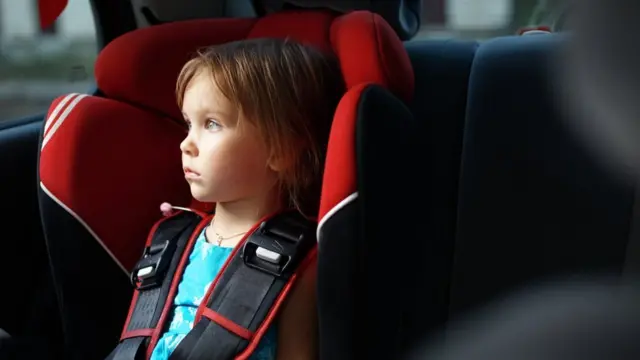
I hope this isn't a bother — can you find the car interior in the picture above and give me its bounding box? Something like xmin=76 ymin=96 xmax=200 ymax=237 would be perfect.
xmin=1 ymin=0 xmax=638 ymax=359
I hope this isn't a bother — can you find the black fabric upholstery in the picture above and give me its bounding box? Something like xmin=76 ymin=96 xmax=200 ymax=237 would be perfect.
xmin=38 ymin=190 xmax=131 ymax=360
xmin=317 ymin=84 xmax=420 ymax=360
xmin=319 ymin=40 xmax=478 ymax=357
xmin=317 ymin=196 xmax=358 ymax=360
xmin=356 ymin=85 xmax=421 ymax=359
xmin=415 ymin=280 xmax=640 ymax=360
xmin=0 ymin=119 xmax=64 ymax=359
xmin=450 ymin=35 xmax=634 ymax=317
xmin=403 ymin=40 xmax=478 ymax=338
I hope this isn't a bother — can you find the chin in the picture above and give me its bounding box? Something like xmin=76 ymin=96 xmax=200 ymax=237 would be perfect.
xmin=189 ymin=182 xmax=240 ymax=204
xmin=191 ymin=193 xmax=216 ymax=204
xmin=189 ymin=187 xmax=216 ymax=204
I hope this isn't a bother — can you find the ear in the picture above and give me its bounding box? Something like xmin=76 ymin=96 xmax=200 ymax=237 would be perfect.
xmin=268 ymin=155 xmax=286 ymax=172
xmin=268 ymin=151 xmax=296 ymax=173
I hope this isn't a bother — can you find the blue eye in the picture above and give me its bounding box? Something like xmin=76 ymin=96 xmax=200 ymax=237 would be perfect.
xmin=205 ymin=119 xmax=222 ymax=131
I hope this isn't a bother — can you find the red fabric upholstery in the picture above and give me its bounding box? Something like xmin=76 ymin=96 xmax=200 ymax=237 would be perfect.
xmin=95 ymin=18 xmax=256 ymax=121
xmin=96 ymin=11 xmax=413 ymax=121
xmin=39 ymin=93 xmax=192 ymax=271
xmin=39 ymin=9 xmax=413 ymax=272
xmin=318 ymin=83 xmax=369 ymax=221
xmin=330 ymin=11 xmax=414 ymax=103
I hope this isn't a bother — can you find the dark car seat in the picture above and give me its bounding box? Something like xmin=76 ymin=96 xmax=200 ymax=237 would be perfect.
xmin=37 ymin=9 xmax=414 ymax=360
xmin=316 ymin=38 xmax=481 ymax=359
xmin=395 ymin=39 xmax=478 ymax=350
xmin=450 ymin=34 xmax=634 ymax=318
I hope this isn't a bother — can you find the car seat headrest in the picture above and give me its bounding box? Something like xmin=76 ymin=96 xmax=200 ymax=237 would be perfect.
xmin=261 ymin=0 xmax=421 ymax=40
xmin=521 ymin=29 xmax=551 ymax=35
xmin=134 ymin=0 xmax=259 ymax=23
xmin=518 ymin=25 xmax=552 ymax=36
xmin=95 ymin=10 xmax=413 ymax=122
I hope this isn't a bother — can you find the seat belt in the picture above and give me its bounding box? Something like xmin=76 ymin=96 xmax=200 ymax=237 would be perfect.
xmin=108 ymin=210 xmax=317 ymax=360
xmin=624 ymin=183 xmax=640 ymax=277
xmin=170 ymin=210 xmax=317 ymax=360
xmin=107 ymin=211 xmax=205 ymax=360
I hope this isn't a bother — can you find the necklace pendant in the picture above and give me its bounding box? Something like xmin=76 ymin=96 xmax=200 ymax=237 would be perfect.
xmin=216 ymin=234 xmax=223 ymax=246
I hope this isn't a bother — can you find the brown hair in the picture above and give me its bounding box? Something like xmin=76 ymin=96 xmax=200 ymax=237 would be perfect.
xmin=176 ymin=38 xmax=345 ymax=216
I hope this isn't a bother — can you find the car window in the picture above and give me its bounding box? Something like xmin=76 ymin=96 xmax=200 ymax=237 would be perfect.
xmin=415 ymin=0 xmax=566 ymax=41
xmin=0 ymin=0 xmax=97 ymax=121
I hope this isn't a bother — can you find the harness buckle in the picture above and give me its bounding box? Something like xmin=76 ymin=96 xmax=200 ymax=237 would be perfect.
xmin=130 ymin=240 xmax=175 ymax=290
xmin=242 ymin=212 xmax=316 ymax=278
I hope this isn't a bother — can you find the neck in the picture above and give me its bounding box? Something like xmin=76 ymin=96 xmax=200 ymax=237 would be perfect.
xmin=210 ymin=191 xmax=283 ymax=238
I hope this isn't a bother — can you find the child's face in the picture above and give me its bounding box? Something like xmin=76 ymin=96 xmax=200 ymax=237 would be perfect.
xmin=180 ymin=71 xmax=278 ymax=204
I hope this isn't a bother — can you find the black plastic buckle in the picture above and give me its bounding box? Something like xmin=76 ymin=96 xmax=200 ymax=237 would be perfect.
xmin=242 ymin=212 xmax=316 ymax=278
xmin=130 ymin=240 xmax=176 ymax=290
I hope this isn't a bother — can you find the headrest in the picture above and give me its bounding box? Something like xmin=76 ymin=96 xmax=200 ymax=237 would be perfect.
xmin=95 ymin=10 xmax=413 ymax=121
xmin=134 ymin=0 xmax=259 ymax=24
xmin=518 ymin=26 xmax=552 ymax=36
xmin=262 ymin=0 xmax=422 ymax=40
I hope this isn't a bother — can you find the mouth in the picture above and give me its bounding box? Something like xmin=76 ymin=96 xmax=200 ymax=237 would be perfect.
xmin=183 ymin=167 xmax=201 ymax=179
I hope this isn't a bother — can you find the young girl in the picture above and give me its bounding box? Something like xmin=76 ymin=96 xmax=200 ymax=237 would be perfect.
xmin=150 ymin=38 xmax=344 ymax=360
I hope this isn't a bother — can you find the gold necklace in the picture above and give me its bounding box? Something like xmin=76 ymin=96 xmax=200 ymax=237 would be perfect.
xmin=212 ymin=229 xmax=247 ymax=246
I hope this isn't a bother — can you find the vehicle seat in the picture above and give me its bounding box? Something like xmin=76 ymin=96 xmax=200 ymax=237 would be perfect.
xmin=393 ymin=39 xmax=478 ymax=350
xmin=321 ymin=38 xmax=479 ymax=358
xmin=37 ymin=9 xmax=413 ymax=359
xmin=450 ymin=34 xmax=633 ymax=317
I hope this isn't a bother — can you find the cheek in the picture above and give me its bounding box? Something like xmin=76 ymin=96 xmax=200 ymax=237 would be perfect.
xmin=228 ymin=139 xmax=273 ymax=183
xmin=200 ymin=135 xmax=270 ymax=177
xmin=198 ymin=138 xmax=231 ymax=172
xmin=235 ymin=144 xmax=270 ymax=176
xmin=246 ymin=138 xmax=272 ymax=169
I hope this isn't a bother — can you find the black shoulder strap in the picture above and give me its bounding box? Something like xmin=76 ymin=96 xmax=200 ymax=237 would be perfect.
xmin=170 ymin=210 xmax=317 ymax=360
xmin=107 ymin=211 xmax=204 ymax=360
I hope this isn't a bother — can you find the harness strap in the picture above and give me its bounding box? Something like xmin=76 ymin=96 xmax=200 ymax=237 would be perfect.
xmin=170 ymin=210 xmax=317 ymax=360
xmin=107 ymin=211 xmax=204 ymax=360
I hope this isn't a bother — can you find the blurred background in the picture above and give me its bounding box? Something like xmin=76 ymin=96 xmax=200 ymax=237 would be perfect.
xmin=0 ymin=0 xmax=565 ymax=121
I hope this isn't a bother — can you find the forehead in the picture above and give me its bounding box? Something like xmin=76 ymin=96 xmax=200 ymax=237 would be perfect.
xmin=181 ymin=70 xmax=231 ymax=114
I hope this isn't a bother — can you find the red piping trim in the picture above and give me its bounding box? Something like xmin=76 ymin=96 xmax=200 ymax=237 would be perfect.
xmin=121 ymin=328 xmax=154 ymax=340
xmin=201 ymin=308 xmax=254 ymax=340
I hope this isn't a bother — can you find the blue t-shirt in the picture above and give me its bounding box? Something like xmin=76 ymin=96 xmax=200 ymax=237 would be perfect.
xmin=150 ymin=228 xmax=278 ymax=360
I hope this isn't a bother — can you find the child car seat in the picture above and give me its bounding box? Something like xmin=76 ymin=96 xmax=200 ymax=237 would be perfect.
xmin=37 ymin=8 xmax=414 ymax=360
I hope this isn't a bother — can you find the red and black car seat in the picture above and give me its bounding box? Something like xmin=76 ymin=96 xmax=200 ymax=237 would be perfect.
xmin=315 ymin=28 xmax=420 ymax=360
xmin=37 ymin=8 xmax=414 ymax=360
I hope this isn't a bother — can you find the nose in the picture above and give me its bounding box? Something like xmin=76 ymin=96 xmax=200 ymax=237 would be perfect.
xmin=180 ymin=132 xmax=198 ymax=157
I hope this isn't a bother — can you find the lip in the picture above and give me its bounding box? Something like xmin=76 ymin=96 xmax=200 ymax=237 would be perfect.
xmin=183 ymin=167 xmax=201 ymax=178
